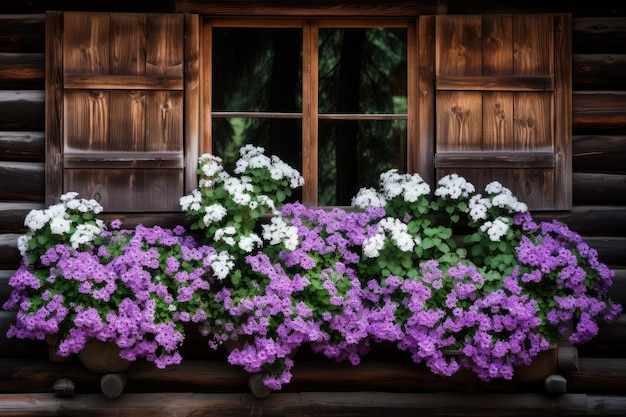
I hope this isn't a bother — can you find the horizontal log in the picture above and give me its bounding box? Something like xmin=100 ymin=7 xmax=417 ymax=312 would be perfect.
xmin=0 ymin=131 xmax=44 ymax=162
xmin=568 ymin=358 xmax=626 ymax=394
xmin=0 ymin=14 xmax=44 ymax=53
xmin=0 ymin=1 xmax=175 ymax=14
xmin=2 ymin=392 xmax=626 ymax=417
xmin=0 ymin=53 xmax=44 ymax=89
xmin=0 ymin=202 xmax=42 ymax=233
xmin=573 ymin=54 xmax=626 ymax=91
xmin=0 ymin=234 xmax=20 ymax=269
xmin=444 ymin=2 xmax=626 ymax=17
xmin=0 ymin=91 xmax=44 ymax=131
xmin=580 ymin=314 xmax=626 ymax=357
xmin=573 ymin=92 xmax=626 ymax=135
xmin=533 ymin=206 xmax=626 ymax=236
xmin=573 ymin=135 xmax=626 ymax=173
xmin=573 ymin=172 xmax=626 ymax=206
xmin=573 ymin=17 xmax=626 ymax=54
xmin=0 ymin=161 xmax=44 ymax=202
xmin=583 ymin=237 xmax=626 ymax=267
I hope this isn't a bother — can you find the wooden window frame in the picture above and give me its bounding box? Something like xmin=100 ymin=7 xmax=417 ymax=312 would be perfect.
xmin=202 ymin=18 xmax=419 ymax=207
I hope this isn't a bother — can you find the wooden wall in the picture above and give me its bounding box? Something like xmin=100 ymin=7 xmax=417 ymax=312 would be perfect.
xmin=1 ymin=1 xmax=626 ymax=415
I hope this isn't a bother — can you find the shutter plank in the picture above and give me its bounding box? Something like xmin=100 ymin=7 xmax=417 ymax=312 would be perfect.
xmin=436 ymin=91 xmax=482 ymax=152
xmin=514 ymin=15 xmax=553 ymax=76
xmin=145 ymin=91 xmax=183 ymax=151
xmin=109 ymin=90 xmax=146 ymax=151
xmin=483 ymin=92 xmax=513 ymax=150
xmin=438 ymin=168 xmax=554 ymax=210
xmin=513 ymin=92 xmax=552 ymax=151
xmin=64 ymin=90 xmax=109 ymax=151
xmin=110 ymin=14 xmax=146 ymax=76
xmin=64 ymin=169 xmax=183 ymax=212
xmin=483 ymin=15 xmax=513 ymax=76
xmin=146 ymin=15 xmax=184 ymax=78
xmin=63 ymin=13 xmax=110 ymax=75
xmin=436 ymin=15 xmax=482 ymax=77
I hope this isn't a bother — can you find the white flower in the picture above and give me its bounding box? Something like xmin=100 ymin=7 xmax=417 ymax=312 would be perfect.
xmin=24 ymin=209 xmax=49 ymax=231
xmin=378 ymin=169 xmax=430 ymax=203
xmin=17 ymin=235 xmax=31 ymax=257
xmin=203 ymin=203 xmax=227 ymax=225
xmin=69 ymin=223 xmax=103 ymax=248
xmin=198 ymin=154 xmax=224 ymax=178
xmin=214 ymin=226 xmax=236 ymax=246
xmin=180 ymin=189 xmax=203 ymax=212
xmin=238 ymin=233 xmax=263 ymax=252
xmin=261 ymin=216 xmax=299 ymax=250
xmin=468 ymin=194 xmax=491 ymax=222
xmin=210 ymin=251 xmax=235 ymax=280
xmin=435 ymin=173 xmax=475 ymax=200
xmin=381 ymin=217 xmax=418 ymax=252
xmin=480 ymin=216 xmax=510 ymax=241
xmin=351 ymin=187 xmax=386 ymax=209
xmin=60 ymin=192 xmax=79 ymax=202
xmin=362 ymin=232 xmax=385 ymax=258
xmin=49 ymin=217 xmax=71 ymax=235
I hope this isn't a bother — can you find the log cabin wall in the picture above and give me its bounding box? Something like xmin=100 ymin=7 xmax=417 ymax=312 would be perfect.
xmin=1 ymin=0 xmax=626 ymax=415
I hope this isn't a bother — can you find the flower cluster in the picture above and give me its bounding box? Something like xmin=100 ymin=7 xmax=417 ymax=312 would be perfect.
xmin=3 ymin=146 xmax=621 ymax=393
xmin=4 ymin=217 xmax=216 ymax=368
xmin=180 ymin=145 xmax=303 ymax=286
xmin=18 ymin=192 xmax=106 ymax=266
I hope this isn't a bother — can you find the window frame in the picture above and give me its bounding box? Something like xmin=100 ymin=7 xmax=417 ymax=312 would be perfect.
xmin=202 ymin=18 xmax=419 ymax=206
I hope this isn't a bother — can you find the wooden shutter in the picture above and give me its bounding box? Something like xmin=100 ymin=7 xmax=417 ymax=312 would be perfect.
xmin=427 ymin=14 xmax=571 ymax=210
xmin=46 ymin=12 xmax=200 ymax=212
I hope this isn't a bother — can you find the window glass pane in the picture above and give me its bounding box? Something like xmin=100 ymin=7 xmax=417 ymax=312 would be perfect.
xmin=213 ymin=28 xmax=303 ymax=112
xmin=318 ymin=119 xmax=407 ymax=206
xmin=319 ymin=27 xmax=407 ymax=114
xmin=212 ymin=117 xmax=302 ymax=198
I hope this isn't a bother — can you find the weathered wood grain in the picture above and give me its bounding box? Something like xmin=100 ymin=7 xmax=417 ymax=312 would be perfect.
xmin=0 ymin=131 xmax=44 ymax=162
xmin=0 ymin=162 xmax=44 ymax=201
xmin=573 ymin=135 xmax=626 ymax=172
xmin=573 ymin=92 xmax=626 ymax=135
xmin=573 ymin=17 xmax=626 ymax=53
xmin=573 ymin=172 xmax=626 ymax=205
xmin=0 ymin=14 xmax=44 ymax=53
xmin=573 ymin=54 xmax=626 ymax=90
xmin=0 ymin=91 xmax=44 ymax=131
xmin=0 ymin=53 xmax=44 ymax=89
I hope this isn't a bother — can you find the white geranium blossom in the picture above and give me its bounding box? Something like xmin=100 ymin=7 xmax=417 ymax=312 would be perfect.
xmin=17 ymin=235 xmax=31 ymax=257
xmin=214 ymin=226 xmax=237 ymax=246
xmin=198 ymin=154 xmax=224 ymax=178
xmin=70 ymin=223 xmax=104 ymax=248
xmin=362 ymin=232 xmax=385 ymax=258
xmin=362 ymin=217 xmax=420 ymax=258
xmin=480 ymin=216 xmax=510 ymax=242
xmin=435 ymin=173 xmax=475 ymax=201
xmin=238 ymin=233 xmax=263 ymax=252
xmin=261 ymin=216 xmax=299 ymax=250
xmin=203 ymin=203 xmax=227 ymax=225
xmin=49 ymin=217 xmax=71 ymax=235
xmin=24 ymin=209 xmax=50 ymax=231
xmin=378 ymin=169 xmax=430 ymax=203
xmin=179 ymin=189 xmax=203 ymax=212
xmin=210 ymin=251 xmax=235 ymax=280
xmin=468 ymin=194 xmax=491 ymax=222
xmin=351 ymin=187 xmax=386 ymax=209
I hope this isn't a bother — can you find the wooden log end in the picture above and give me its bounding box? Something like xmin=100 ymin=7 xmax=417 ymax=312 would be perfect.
xmin=248 ymin=373 xmax=273 ymax=399
xmin=544 ymin=374 xmax=567 ymax=394
xmin=100 ymin=373 xmax=128 ymax=399
xmin=558 ymin=347 xmax=579 ymax=372
xmin=52 ymin=378 xmax=75 ymax=397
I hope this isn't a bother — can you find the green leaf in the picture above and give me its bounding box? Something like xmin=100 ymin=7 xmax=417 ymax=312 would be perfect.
xmin=422 ymin=238 xmax=434 ymax=249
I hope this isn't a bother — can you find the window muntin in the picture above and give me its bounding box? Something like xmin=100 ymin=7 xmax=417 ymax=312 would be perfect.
xmin=209 ymin=20 xmax=411 ymax=206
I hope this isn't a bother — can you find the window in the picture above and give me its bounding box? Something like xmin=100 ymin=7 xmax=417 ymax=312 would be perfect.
xmin=47 ymin=12 xmax=571 ymax=213
xmin=205 ymin=19 xmax=414 ymax=206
